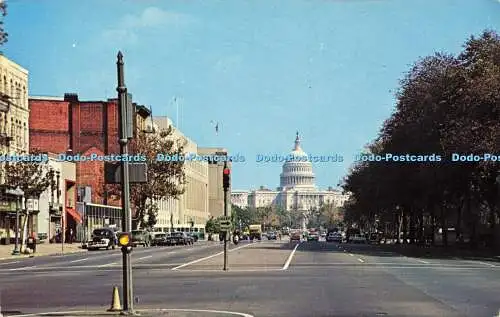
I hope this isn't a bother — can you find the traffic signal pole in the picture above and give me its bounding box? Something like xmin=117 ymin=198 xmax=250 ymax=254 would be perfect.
xmin=116 ymin=51 xmax=134 ymax=314
xmin=223 ymin=161 xmax=229 ymax=271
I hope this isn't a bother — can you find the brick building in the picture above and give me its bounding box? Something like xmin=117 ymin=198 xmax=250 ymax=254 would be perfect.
xmin=29 ymin=93 xmax=151 ymax=232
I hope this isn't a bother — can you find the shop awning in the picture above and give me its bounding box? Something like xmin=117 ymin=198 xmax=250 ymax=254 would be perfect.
xmin=66 ymin=207 xmax=83 ymax=224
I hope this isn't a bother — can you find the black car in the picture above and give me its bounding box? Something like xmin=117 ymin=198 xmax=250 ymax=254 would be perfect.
xmin=131 ymin=230 xmax=152 ymax=247
xmin=170 ymin=232 xmax=192 ymax=245
xmin=326 ymin=232 xmax=342 ymax=242
xmin=87 ymin=228 xmax=117 ymax=250
xmin=151 ymin=233 xmax=168 ymax=246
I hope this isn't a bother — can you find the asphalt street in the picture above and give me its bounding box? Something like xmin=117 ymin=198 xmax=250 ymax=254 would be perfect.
xmin=0 ymin=239 xmax=499 ymax=317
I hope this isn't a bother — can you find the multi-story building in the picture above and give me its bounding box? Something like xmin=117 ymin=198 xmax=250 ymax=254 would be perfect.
xmin=28 ymin=93 xmax=151 ymax=238
xmin=151 ymin=116 xmax=209 ymax=236
xmin=231 ymin=190 xmax=249 ymax=209
xmin=0 ymin=55 xmax=29 ymax=243
xmin=37 ymin=153 xmax=77 ymax=242
xmin=198 ymin=147 xmax=231 ymax=219
xmin=231 ymin=133 xmax=350 ymax=229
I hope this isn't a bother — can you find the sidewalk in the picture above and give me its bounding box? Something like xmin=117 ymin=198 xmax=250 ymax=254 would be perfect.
xmin=0 ymin=242 xmax=86 ymax=260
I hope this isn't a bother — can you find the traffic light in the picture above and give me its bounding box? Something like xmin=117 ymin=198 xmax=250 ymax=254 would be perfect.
xmin=223 ymin=167 xmax=230 ymax=190
xmin=117 ymin=232 xmax=132 ymax=253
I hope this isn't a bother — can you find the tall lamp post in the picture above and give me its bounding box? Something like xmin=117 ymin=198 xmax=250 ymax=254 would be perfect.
xmin=6 ymin=187 xmax=24 ymax=255
xmin=117 ymin=51 xmax=134 ymax=314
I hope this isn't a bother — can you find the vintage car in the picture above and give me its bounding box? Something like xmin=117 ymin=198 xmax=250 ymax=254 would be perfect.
xmin=87 ymin=228 xmax=117 ymax=250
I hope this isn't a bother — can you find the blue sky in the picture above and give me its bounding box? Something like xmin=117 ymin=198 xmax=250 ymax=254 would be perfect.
xmin=4 ymin=0 xmax=500 ymax=190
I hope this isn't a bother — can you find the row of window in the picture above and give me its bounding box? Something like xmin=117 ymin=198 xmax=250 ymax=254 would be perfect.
xmin=0 ymin=73 xmax=28 ymax=109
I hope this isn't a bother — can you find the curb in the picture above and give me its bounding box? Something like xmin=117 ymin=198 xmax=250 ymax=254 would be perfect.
xmin=0 ymin=249 xmax=86 ymax=261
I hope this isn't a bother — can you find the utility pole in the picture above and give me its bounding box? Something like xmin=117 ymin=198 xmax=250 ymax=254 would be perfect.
xmin=117 ymin=51 xmax=134 ymax=314
xmin=222 ymin=161 xmax=230 ymax=271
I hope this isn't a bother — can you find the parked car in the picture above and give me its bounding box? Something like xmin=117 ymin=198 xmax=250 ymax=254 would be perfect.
xmin=187 ymin=232 xmax=198 ymax=242
xmin=307 ymin=231 xmax=320 ymax=241
xmin=185 ymin=233 xmax=195 ymax=244
xmin=326 ymin=232 xmax=342 ymax=242
xmin=151 ymin=232 xmax=168 ymax=246
xmin=170 ymin=232 xmax=192 ymax=245
xmin=131 ymin=230 xmax=152 ymax=247
xmin=87 ymin=228 xmax=117 ymax=250
xmin=350 ymin=234 xmax=367 ymax=244
xmin=290 ymin=231 xmax=302 ymax=242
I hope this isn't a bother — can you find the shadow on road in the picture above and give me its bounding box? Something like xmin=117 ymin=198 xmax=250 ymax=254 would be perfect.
xmin=290 ymin=241 xmax=500 ymax=262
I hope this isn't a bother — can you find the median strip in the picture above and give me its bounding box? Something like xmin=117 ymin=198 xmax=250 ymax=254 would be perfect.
xmin=171 ymin=243 xmax=252 ymax=270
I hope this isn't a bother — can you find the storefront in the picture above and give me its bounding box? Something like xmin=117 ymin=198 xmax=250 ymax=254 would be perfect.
xmin=0 ymin=200 xmax=16 ymax=244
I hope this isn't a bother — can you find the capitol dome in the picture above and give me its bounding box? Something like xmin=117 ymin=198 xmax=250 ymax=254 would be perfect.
xmin=279 ymin=132 xmax=316 ymax=191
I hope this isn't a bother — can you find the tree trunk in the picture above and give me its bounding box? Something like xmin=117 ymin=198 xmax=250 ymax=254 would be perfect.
xmin=397 ymin=211 xmax=403 ymax=244
xmin=20 ymin=212 xmax=29 ymax=253
xmin=402 ymin=210 xmax=408 ymax=244
xmin=467 ymin=193 xmax=477 ymax=249
xmin=456 ymin=197 xmax=464 ymax=244
xmin=441 ymin=203 xmax=448 ymax=247
xmin=417 ymin=212 xmax=424 ymax=245
xmin=430 ymin=205 xmax=436 ymax=246
xmin=409 ymin=208 xmax=417 ymax=244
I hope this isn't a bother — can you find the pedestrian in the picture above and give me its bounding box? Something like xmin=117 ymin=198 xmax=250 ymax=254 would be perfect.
xmin=69 ymin=228 xmax=74 ymax=244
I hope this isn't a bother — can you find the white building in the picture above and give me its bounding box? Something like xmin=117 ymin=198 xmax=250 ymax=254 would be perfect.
xmin=231 ymin=132 xmax=350 ymax=229
xmin=150 ymin=116 xmax=209 ymax=237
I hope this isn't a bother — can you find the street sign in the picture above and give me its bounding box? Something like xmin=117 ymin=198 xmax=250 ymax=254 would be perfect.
xmin=104 ymin=162 xmax=148 ymax=183
xmin=219 ymin=216 xmax=231 ymax=231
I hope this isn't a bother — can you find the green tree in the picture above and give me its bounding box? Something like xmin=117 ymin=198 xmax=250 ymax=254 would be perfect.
xmin=341 ymin=30 xmax=500 ymax=249
xmin=107 ymin=126 xmax=187 ymax=230
xmin=231 ymin=204 xmax=253 ymax=228
xmin=5 ymin=149 xmax=53 ymax=251
xmin=205 ymin=217 xmax=218 ymax=234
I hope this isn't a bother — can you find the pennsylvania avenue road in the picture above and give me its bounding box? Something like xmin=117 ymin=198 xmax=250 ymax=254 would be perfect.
xmin=0 ymin=239 xmax=499 ymax=317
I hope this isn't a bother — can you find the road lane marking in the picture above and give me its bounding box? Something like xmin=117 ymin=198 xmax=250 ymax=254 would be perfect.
xmin=12 ymin=308 xmax=255 ymax=317
xmin=349 ymin=253 xmax=354 ymax=256
xmin=0 ymin=261 xmax=19 ymax=266
xmin=9 ymin=265 xmax=36 ymax=271
xmin=471 ymin=260 xmax=496 ymax=268
xmin=137 ymin=255 xmax=152 ymax=261
xmin=357 ymin=258 xmax=364 ymax=263
xmin=0 ymin=263 xmax=186 ymax=270
xmin=69 ymin=258 xmax=88 ymax=263
xmin=417 ymin=259 xmax=430 ymax=264
xmin=171 ymin=243 xmax=252 ymax=270
xmin=176 ymin=268 xmax=283 ymax=272
xmin=99 ymin=262 xmax=118 ymax=267
xmin=282 ymin=243 xmax=300 ymax=270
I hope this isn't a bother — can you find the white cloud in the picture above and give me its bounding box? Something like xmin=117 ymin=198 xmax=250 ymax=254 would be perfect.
xmin=101 ymin=29 xmax=139 ymax=46
xmin=101 ymin=7 xmax=195 ymax=46
xmin=121 ymin=7 xmax=195 ymax=28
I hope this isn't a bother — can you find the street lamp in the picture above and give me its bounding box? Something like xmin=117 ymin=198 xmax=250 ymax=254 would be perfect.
xmin=6 ymin=187 xmax=24 ymax=255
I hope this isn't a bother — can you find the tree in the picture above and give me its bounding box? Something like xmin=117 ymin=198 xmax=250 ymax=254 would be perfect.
xmin=231 ymin=204 xmax=254 ymax=228
xmin=205 ymin=217 xmax=218 ymax=234
xmin=341 ymin=30 xmax=500 ymax=249
xmin=107 ymin=126 xmax=187 ymax=230
xmin=5 ymin=149 xmax=53 ymax=251
xmin=0 ymin=1 xmax=8 ymax=47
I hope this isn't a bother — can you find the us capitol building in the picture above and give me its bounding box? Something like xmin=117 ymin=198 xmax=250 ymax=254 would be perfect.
xmin=231 ymin=132 xmax=350 ymax=229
